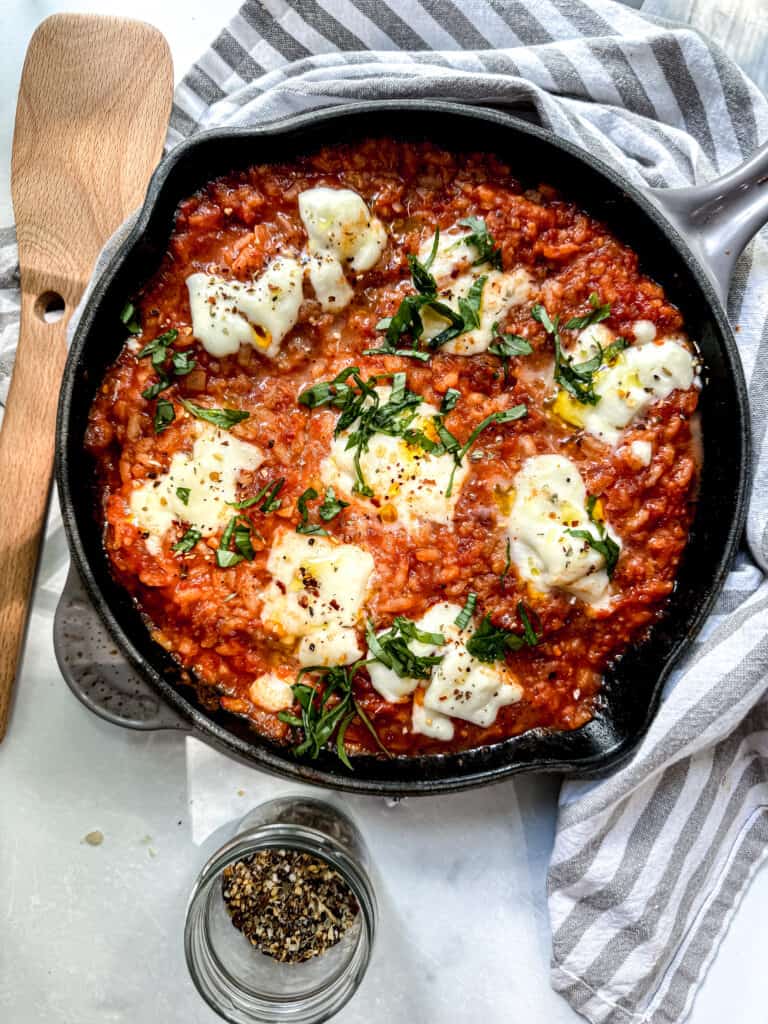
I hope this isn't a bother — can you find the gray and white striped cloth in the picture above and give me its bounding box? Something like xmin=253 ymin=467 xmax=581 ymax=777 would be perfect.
xmin=4 ymin=1 xmax=768 ymax=1021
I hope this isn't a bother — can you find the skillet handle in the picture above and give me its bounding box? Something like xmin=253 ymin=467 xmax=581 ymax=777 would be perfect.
xmin=53 ymin=563 xmax=190 ymax=733
xmin=648 ymin=142 xmax=768 ymax=305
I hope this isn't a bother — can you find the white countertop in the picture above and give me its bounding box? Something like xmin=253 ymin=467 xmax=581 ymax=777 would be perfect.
xmin=2 ymin=3 xmax=767 ymax=1023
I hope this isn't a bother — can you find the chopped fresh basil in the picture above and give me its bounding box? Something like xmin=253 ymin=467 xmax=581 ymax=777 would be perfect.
xmin=318 ymin=486 xmax=349 ymax=522
xmin=454 ymin=592 xmax=477 ymax=630
xmin=141 ymin=375 xmax=170 ymax=401
xmin=260 ymin=478 xmax=285 ymax=514
xmin=138 ymin=329 xmax=178 ymax=367
xmin=440 ymin=388 xmax=461 ymax=414
xmin=567 ymin=495 xmax=620 ymax=578
xmin=489 ymin=322 xmax=533 ymax=384
xmin=154 ymin=399 xmax=175 ymax=434
xmin=120 ymin=301 xmax=141 ymax=335
xmin=176 ymin=487 xmax=190 ymax=506
xmin=172 ymin=527 xmax=201 ymax=554
xmin=277 ymin=662 xmax=391 ymax=768
xmin=296 ymin=487 xmax=328 ymax=536
xmin=217 ymin=515 xmax=257 ymax=568
xmin=563 ymin=292 xmax=611 ymax=331
xmin=172 ymin=350 xmax=197 ymax=376
xmin=465 ymin=604 xmax=540 ymax=662
xmin=457 ymin=215 xmax=503 ymax=270
xmin=445 ymin=403 xmax=528 ymax=497
xmin=179 ymin=398 xmax=249 ymax=430
xmin=500 ymin=536 xmax=512 ymax=584
xmin=365 ymin=616 xmax=445 ymax=679
xmin=532 ymin=299 xmax=626 ymax=407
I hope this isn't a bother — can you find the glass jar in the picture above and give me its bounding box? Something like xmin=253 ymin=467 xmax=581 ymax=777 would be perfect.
xmin=184 ymin=796 xmax=376 ymax=1024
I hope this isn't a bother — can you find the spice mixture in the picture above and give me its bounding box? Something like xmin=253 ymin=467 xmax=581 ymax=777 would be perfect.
xmin=222 ymin=848 xmax=359 ymax=963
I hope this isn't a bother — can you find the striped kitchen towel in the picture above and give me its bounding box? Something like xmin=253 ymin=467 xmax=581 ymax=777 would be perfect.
xmin=4 ymin=1 xmax=768 ymax=1021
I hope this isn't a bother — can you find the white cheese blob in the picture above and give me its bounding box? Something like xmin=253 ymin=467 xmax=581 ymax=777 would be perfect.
xmin=411 ymin=694 xmax=455 ymax=741
xmin=553 ymin=326 xmax=696 ymax=445
xmin=320 ymin=386 xmax=469 ymax=531
xmin=367 ymin=601 xmax=522 ymax=731
xmin=633 ymin=319 xmax=657 ymax=345
xmin=249 ymin=672 xmax=294 ymax=712
xmin=129 ymin=425 xmax=263 ymax=553
xmin=629 ymin=439 xmax=653 ymax=467
xmin=186 ymin=257 xmax=303 ymax=359
xmin=298 ymin=187 xmax=386 ymax=312
xmin=417 ymin=228 xmax=534 ymax=355
xmin=260 ymin=530 xmax=374 ymax=667
xmin=506 ymin=454 xmax=620 ymax=606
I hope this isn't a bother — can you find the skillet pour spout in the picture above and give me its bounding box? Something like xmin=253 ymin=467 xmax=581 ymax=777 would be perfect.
xmin=54 ymin=102 xmax=762 ymax=795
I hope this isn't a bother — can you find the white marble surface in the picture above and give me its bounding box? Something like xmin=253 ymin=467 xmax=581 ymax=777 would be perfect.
xmin=2 ymin=3 xmax=768 ymax=1023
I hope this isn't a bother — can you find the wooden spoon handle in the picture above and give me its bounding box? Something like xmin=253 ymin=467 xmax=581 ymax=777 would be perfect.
xmin=0 ymin=292 xmax=70 ymax=737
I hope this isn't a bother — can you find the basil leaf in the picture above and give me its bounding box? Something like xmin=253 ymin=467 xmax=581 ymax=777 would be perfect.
xmin=260 ymin=478 xmax=285 ymax=514
xmin=563 ymin=292 xmax=611 ymax=331
xmin=407 ymin=253 xmax=438 ymax=297
xmin=454 ymin=592 xmax=477 ymax=630
xmin=172 ymin=350 xmax=197 ymax=376
xmin=296 ymin=487 xmax=328 ymax=536
xmin=567 ymin=496 xmax=620 ymax=578
xmin=489 ymin=322 xmax=533 ymax=384
xmin=171 ymin=527 xmax=201 ymax=554
xmin=176 ymin=487 xmax=190 ymax=506
xmin=142 ymin=374 xmax=171 ymax=400
xmin=422 ymin=227 xmax=440 ymax=271
xmin=179 ymin=397 xmax=249 ymax=429
xmin=365 ymin=617 xmax=444 ymax=679
xmin=318 ymin=486 xmax=349 ymax=522
xmin=500 ymin=536 xmax=512 ymax=584
xmin=440 ymin=388 xmax=461 ymax=414
xmin=120 ymin=301 xmax=141 ymax=335
xmin=445 ymin=404 xmax=528 ymax=497
xmin=154 ymin=399 xmax=175 ymax=434
xmin=603 ymin=337 xmax=628 ymax=364
xmin=457 ymin=215 xmax=503 ymax=270
xmin=457 ymin=274 xmax=486 ymax=331
xmin=465 ymin=603 xmax=541 ymax=662
xmin=138 ymin=329 xmax=178 ymax=362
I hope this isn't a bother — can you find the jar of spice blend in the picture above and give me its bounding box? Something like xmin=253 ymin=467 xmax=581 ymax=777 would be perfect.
xmin=184 ymin=797 xmax=376 ymax=1024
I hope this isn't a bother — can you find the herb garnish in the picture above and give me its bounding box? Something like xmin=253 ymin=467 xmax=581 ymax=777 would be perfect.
xmin=300 ymin=369 xmax=424 ymax=496
xmin=120 ymin=301 xmax=141 ymax=335
xmin=366 ymin=227 xmax=492 ymax=360
xmin=444 ymin=404 xmax=528 ymax=497
xmin=465 ymin=603 xmax=540 ymax=663
xmin=230 ymin=477 xmax=285 ymax=513
xmin=138 ymin=328 xmax=199 ymax=402
xmin=489 ymin=322 xmax=532 ymax=384
xmin=172 ymin=527 xmax=201 ymax=554
xmin=176 ymin=486 xmax=190 ymax=506
xmin=154 ymin=399 xmax=175 ymax=434
xmin=454 ymin=592 xmax=478 ymax=630
xmin=217 ymin=515 xmax=259 ymax=568
xmin=296 ymin=487 xmax=329 ymax=536
xmin=365 ymin=617 xmax=445 ymax=679
xmin=278 ymin=663 xmax=391 ymax=769
xmin=567 ymin=494 xmax=621 ymax=578
xmin=440 ymin=388 xmax=461 ymax=414
xmin=456 ymin=215 xmax=503 ymax=270
xmin=319 ymin=487 xmax=349 ymax=522
xmin=179 ymin=397 xmax=250 ymax=430
xmin=500 ymin=537 xmax=512 ymax=585
xmin=531 ymin=297 xmax=626 ymax=406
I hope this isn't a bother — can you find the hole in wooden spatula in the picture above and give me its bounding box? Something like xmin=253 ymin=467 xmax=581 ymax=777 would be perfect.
xmin=34 ymin=290 xmax=65 ymax=323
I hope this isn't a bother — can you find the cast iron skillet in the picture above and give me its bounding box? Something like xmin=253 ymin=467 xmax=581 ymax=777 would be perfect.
xmin=55 ymin=101 xmax=764 ymax=795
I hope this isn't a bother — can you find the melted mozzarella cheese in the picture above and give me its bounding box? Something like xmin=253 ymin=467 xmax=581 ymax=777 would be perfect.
xmin=186 ymin=257 xmax=303 ymax=359
xmin=411 ymin=693 xmax=455 ymax=741
xmin=629 ymin=439 xmax=653 ymax=467
xmin=506 ymin=454 xmax=620 ymax=606
xmin=366 ymin=601 xmax=521 ymax=731
xmin=320 ymin=387 xmax=469 ymax=530
xmin=249 ymin=672 xmax=294 ymax=712
xmin=553 ymin=326 xmax=696 ymax=445
xmin=298 ymin=187 xmax=386 ymax=312
xmin=417 ymin=229 xmax=533 ymax=355
xmin=129 ymin=426 xmax=263 ymax=553
xmin=260 ymin=530 xmax=374 ymax=666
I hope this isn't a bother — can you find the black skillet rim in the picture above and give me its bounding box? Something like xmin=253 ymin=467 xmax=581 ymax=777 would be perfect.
xmin=55 ymin=100 xmax=751 ymax=795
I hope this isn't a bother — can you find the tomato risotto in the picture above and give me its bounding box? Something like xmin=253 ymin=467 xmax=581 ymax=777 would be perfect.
xmin=85 ymin=140 xmax=701 ymax=761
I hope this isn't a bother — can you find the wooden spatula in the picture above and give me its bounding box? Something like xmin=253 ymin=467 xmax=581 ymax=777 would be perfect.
xmin=0 ymin=15 xmax=173 ymax=740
